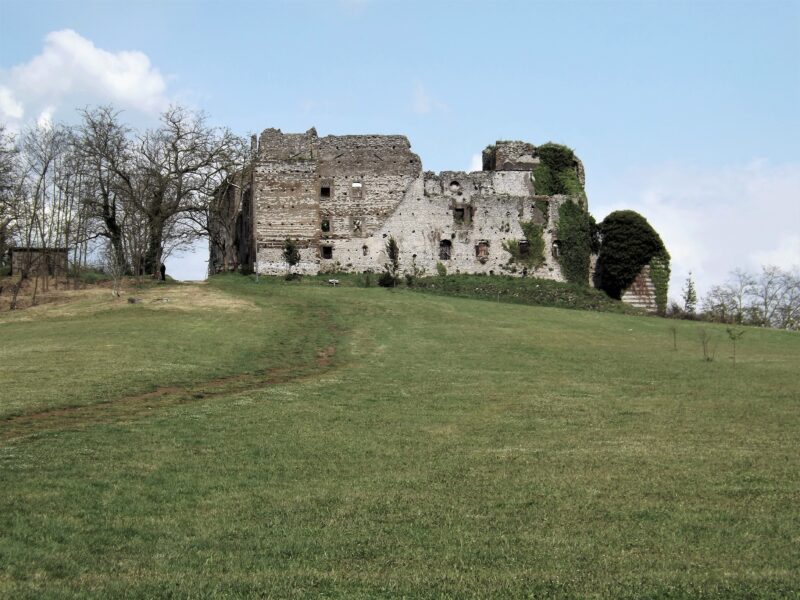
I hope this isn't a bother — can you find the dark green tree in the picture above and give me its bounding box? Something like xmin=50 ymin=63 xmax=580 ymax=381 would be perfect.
xmin=379 ymin=236 xmax=400 ymax=287
xmin=682 ymin=272 xmax=698 ymax=314
xmin=282 ymin=237 xmax=300 ymax=280
xmin=597 ymin=210 xmax=670 ymax=310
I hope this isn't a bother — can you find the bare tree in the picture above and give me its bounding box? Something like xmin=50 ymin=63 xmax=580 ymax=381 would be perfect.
xmin=74 ymin=106 xmax=133 ymax=273
xmin=102 ymin=239 xmax=126 ymax=297
xmin=702 ymin=269 xmax=756 ymax=324
xmin=703 ymin=265 xmax=800 ymax=330
xmin=7 ymin=123 xmax=69 ymax=308
xmin=0 ymin=125 xmax=19 ymax=271
xmin=750 ymin=265 xmax=786 ymax=328
xmin=128 ymin=105 xmax=243 ymax=277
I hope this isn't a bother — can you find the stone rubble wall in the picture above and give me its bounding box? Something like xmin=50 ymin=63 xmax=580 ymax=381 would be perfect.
xmin=248 ymin=129 xmax=577 ymax=282
xmin=621 ymin=265 xmax=658 ymax=312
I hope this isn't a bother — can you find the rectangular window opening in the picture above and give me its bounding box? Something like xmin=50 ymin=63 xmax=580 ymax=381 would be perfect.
xmin=321 ymin=246 xmax=333 ymax=260
xmin=320 ymin=186 xmax=331 ymax=198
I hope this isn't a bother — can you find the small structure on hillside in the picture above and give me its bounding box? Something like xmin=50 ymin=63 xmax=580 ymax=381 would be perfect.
xmin=8 ymin=247 xmax=69 ymax=277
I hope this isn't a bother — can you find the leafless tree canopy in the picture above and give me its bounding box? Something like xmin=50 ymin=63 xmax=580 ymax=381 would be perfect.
xmin=0 ymin=104 xmax=249 ymax=306
xmin=703 ymin=266 xmax=800 ymax=330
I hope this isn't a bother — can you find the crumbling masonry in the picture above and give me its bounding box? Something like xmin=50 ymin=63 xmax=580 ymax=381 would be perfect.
xmin=212 ymin=128 xmax=588 ymax=281
xmin=210 ymin=128 xmax=660 ymax=311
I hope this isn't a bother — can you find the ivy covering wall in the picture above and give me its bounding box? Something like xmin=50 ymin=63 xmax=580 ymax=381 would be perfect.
xmin=597 ymin=210 xmax=670 ymax=312
xmin=532 ymin=143 xmax=584 ymax=198
xmin=556 ymin=200 xmax=598 ymax=285
xmin=503 ymin=220 xmax=545 ymax=270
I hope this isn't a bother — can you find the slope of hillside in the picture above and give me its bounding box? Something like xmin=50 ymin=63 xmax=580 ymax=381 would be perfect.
xmin=1 ymin=274 xmax=798 ymax=598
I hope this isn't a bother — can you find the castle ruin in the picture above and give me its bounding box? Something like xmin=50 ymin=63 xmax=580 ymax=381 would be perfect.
xmin=212 ymin=128 xmax=587 ymax=282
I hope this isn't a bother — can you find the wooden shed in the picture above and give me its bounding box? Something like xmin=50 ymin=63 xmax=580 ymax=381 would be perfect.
xmin=8 ymin=247 xmax=69 ymax=277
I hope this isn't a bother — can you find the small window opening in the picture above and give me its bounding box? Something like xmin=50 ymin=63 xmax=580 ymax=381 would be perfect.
xmin=518 ymin=240 xmax=530 ymax=256
xmin=453 ymin=208 xmax=465 ymax=224
xmin=320 ymin=186 xmax=331 ymax=198
xmin=439 ymin=239 xmax=452 ymax=260
xmin=552 ymin=240 xmax=561 ymax=258
xmin=321 ymin=219 xmax=330 ymax=232
xmin=321 ymin=246 xmax=333 ymax=260
xmin=476 ymin=241 xmax=490 ymax=258
xmin=449 ymin=181 xmax=461 ymax=192
xmin=351 ymin=181 xmax=363 ymax=199
xmin=362 ymin=245 xmax=368 ymax=256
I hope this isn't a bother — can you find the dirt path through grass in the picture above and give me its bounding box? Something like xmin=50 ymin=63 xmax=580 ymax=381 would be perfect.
xmin=0 ymin=277 xmax=348 ymax=436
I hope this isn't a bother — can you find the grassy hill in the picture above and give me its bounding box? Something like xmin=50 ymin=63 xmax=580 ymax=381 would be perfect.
xmin=1 ymin=275 xmax=798 ymax=598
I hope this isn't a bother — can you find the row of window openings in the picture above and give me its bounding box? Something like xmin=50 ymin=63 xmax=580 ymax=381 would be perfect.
xmin=321 ymin=209 xmax=467 ymax=233
xmin=321 ymin=182 xmax=362 ymax=199
xmin=438 ymin=240 xmax=490 ymax=260
xmin=320 ymin=241 xmax=557 ymax=262
xmin=320 ymin=245 xmax=369 ymax=260
xmin=320 ymin=219 xmax=362 ymax=233
xmin=437 ymin=240 xmax=559 ymax=260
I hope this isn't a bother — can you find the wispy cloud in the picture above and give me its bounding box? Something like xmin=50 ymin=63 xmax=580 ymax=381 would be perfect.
xmin=469 ymin=153 xmax=483 ymax=172
xmin=0 ymin=29 xmax=170 ymax=128
xmin=594 ymin=160 xmax=800 ymax=299
xmin=412 ymin=82 xmax=448 ymax=115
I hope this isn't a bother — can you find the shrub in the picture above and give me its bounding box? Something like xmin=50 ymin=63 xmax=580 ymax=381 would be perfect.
xmin=503 ymin=220 xmax=545 ymax=269
xmin=408 ymin=274 xmax=640 ymax=314
xmin=358 ymin=271 xmax=373 ymax=287
xmin=436 ymin=261 xmax=447 ymax=277
xmin=282 ymin=238 xmax=301 ymax=280
xmin=404 ymin=256 xmax=426 ymax=287
xmin=380 ymin=236 xmax=400 ymax=287
xmin=597 ymin=210 xmax=670 ymax=306
xmin=378 ymin=271 xmax=397 ymax=288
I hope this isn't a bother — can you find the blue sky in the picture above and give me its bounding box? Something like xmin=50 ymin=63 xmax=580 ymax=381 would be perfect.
xmin=2 ymin=0 xmax=798 ymax=296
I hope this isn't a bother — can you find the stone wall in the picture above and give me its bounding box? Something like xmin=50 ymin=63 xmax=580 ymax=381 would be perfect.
xmin=621 ymin=265 xmax=658 ymax=312
xmin=220 ymin=128 xmax=589 ymax=283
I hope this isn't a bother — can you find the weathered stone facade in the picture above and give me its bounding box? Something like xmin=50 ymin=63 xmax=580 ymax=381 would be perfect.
xmin=216 ymin=128 xmax=588 ymax=282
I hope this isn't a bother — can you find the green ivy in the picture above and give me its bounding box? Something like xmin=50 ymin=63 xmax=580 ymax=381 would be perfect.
xmin=503 ymin=220 xmax=545 ymax=269
xmin=533 ymin=199 xmax=550 ymax=222
xmin=532 ymin=143 xmax=584 ymax=197
xmin=556 ymin=200 xmax=597 ymax=285
xmin=597 ymin=210 xmax=670 ymax=300
xmin=648 ymin=254 xmax=671 ymax=315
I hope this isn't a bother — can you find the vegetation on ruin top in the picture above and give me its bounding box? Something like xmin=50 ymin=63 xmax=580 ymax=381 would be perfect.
xmin=532 ymin=142 xmax=585 ymax=197
xmin=1 ymin=274 xmax=798 ymax=598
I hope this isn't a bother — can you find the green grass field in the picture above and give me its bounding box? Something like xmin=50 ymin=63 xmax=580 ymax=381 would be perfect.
xmin=1 ymin=275 xmax=798 ymax=598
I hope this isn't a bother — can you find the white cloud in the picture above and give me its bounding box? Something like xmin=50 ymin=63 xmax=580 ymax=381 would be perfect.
xmin=592 ymin=160 xmax=800 ymax=299
xmin=0 ymin=86 xmax=24 ymax=120
xmin=36 ymin=106 xmax=54 ymax=129
xmin=0 ymin=29 xmax=169 ymax=128
xmin=412 ymin=82 xmax=448 ymax=115
xmin=469 ymin=153 xmax=483 ymax=172
xmin=753 ymin=234 xmax=800 ymax=268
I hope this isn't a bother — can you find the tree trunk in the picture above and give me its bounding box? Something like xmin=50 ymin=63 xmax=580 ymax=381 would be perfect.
xmin=144 ymin=221 xmax=163 ymax=278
